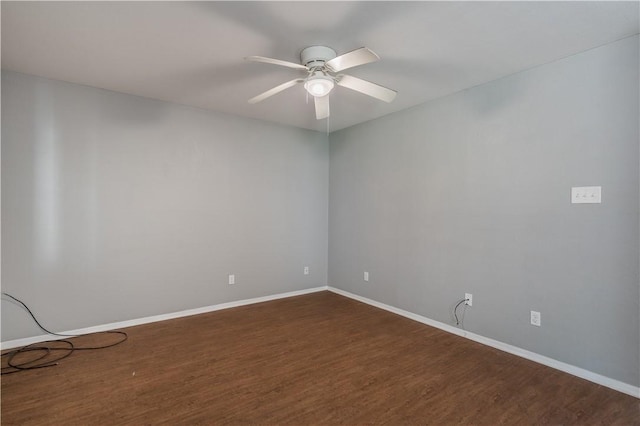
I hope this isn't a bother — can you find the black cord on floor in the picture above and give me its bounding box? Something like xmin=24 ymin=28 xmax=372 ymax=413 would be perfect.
xmin=453 ymin=298 xmax=468 ymax=326
xmin=1 ymin=292 xmax=128 ymax=375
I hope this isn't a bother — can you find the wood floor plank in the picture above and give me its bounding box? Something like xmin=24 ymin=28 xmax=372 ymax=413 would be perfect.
xmin=2 ymin=291 xmax=639 ymax=425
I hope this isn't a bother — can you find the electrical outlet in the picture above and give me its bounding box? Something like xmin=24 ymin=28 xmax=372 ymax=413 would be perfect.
xmin=364 ymin=271 xmax=369 ymax=282
xmin=530 ymin=310 xmax=541 ymax=326
xmin=228 ymin=274 xmax=235 ymax=285
xmin=304 ymin=266 xmax=309 ymax=275
xmin=465 ymin=293 xmax=473 ymax=306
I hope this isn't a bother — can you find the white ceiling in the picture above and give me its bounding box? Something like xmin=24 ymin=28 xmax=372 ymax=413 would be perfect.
xmin=2 ymin=1 xmax=638 ymax=133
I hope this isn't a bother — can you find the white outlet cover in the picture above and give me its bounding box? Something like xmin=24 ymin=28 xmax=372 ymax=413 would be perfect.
xmin=571 ymin=186 xmax=601 ymax=204
xmin=530 ymin=310 xmax=541 ymax=326
xmin=465 ymin=293 xmax=473 ymax=306
xmin=228 ymin=274 xmax=235 ymax=285
xmin=364 ymin=271 xmax=369 ymax=282
xmin=304 ymin=266 xmax=309 ymax=275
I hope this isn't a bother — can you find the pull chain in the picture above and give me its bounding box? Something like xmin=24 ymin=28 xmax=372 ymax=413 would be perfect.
xmin=326 ymin=112 xmax=330 ymax=135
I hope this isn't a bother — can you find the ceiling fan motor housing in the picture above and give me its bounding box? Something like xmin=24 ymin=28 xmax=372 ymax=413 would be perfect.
xmin=300 ymin=46 xmax=337 ymax=68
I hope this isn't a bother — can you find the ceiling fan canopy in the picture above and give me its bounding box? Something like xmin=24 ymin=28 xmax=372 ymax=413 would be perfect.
xmin=246 ymin=46 xmax=397 ymax=120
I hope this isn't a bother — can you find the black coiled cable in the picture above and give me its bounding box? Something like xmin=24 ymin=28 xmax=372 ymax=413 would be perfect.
xmin=2 ymin=292 xmax=128 ymax=375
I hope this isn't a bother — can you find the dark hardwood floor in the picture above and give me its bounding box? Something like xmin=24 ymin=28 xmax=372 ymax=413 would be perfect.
xmin=2 ymin=291 xmax=639 ymax=425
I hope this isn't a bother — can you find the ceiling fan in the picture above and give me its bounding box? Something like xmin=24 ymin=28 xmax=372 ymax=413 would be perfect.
xmin=246 ymin=46 xmax=397 ymax=120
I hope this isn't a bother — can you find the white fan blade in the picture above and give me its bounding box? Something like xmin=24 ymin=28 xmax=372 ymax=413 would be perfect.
xmin=325 ymin=47 xmax=380 ymax=72
xmin=248 ymin=79 xmax=304 ymax=104
xmin=245 ymin=56 xmax=308 ymax=70
xmin=314 ymin=95 xmax=330 ymax=120
xmin=337 ymin=74 xmax=397 ymax=103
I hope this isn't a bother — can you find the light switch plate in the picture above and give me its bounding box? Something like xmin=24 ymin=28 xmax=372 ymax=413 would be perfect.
xmin=571 ymin=186 xmax=601 ymax=204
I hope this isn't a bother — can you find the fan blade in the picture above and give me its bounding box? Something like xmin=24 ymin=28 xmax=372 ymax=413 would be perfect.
xmin=337 ymin=75 xmax=397 ymax=103
xmin=248 ymin=79 xmax=304 ymax=104
xmin=325 ymin=47 xmax=380 ymax=72
xmin=314 ymin=95 xmax=330 ymax=120
xmin=245 ymin=56 xmax=308 ymax=70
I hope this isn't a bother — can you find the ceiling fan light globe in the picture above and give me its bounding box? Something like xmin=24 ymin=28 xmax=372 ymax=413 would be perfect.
xmin=304 ymin=78 xmax=334 ymax=97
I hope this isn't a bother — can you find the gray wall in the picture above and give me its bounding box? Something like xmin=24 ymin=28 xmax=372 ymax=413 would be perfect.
xmin=2 ymin=71 xmax=329 ymax=341
xmin=329 ymin=36 xmax=639 ymax=386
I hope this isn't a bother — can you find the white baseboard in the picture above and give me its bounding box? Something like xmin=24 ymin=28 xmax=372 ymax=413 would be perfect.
xmin=5 ymin=285 xmax=637 ymax=399
xmin=1 ymin=286 xmax=328 ymax=350
xmin=328 ymin=286 xmax=640 ymax=399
